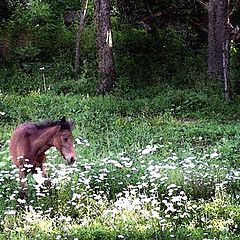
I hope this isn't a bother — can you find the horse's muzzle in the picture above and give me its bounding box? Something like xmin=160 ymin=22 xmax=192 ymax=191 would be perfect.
xmin=68 ymin=156 xmax=75 ymax=165
xmin=61 ymin=147 xmax=76 ymax=165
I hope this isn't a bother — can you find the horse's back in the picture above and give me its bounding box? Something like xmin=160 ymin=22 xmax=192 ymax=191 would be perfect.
xmin=9 ymin=123 xmax=36 ymax=166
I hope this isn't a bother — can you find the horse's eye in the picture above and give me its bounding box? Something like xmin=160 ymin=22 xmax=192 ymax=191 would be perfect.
xmin=63 ymin=137 xmax=68 ymax=142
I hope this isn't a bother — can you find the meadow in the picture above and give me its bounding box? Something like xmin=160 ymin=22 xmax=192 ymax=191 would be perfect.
xmin=0 ymin=87 xmax=240 ymax=239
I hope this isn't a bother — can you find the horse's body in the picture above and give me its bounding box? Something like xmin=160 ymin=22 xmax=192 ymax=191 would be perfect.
xmin=9 ymin=117 xmax=75 ymax=199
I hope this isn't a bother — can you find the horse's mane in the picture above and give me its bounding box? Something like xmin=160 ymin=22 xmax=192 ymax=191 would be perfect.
xmin=35 ymin=117 xmax=74 ymax=131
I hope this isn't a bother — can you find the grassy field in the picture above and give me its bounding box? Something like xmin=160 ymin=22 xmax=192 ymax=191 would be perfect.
xmin=0 ymin=88 xmax=240 ymax=239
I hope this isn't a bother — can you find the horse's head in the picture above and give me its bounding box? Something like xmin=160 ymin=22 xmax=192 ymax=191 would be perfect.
xmin=52 ymin=117 xmax=76 ymax=165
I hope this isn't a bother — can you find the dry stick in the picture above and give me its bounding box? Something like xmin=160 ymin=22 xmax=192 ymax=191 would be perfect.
xmin=40 ymin=67 xmax=47 ymax=92
xmin=42 ymin=72 xmax=47 ymax=93
xmin=74 ymin=0 xmax=89 ymax=72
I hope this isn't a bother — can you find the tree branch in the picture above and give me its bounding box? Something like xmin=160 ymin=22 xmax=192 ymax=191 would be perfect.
xmin=195 ymin=0 xmax=208 ymax=10
xmin=229 ymin=0 xmax=240 ymax=16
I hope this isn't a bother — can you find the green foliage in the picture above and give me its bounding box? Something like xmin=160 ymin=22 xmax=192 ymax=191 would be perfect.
xmin=114 ymin=26 xmax=207 ymax=90
xmin=4 ymin=0 xmax=75 ymax=64
xmin=0 ymin=89 xmax=240 ymax=239
xmin=1 ymin=0 xmax=240 ymax=239
xmin=1 ymin=0 xmax=208 ymax=95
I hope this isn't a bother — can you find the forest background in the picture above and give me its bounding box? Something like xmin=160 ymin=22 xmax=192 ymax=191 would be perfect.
xmin=1 ymin=0 xmax=240 ymax=239
xmin=1 ymin=0 xmax=240 ymax=97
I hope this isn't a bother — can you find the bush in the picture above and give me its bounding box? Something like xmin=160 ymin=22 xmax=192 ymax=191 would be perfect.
xmin=3 ymin=0 xmax=75 ymax=64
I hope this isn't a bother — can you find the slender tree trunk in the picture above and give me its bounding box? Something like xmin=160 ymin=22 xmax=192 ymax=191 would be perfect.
xmin=208 ymin=0 xmax=232 ymax=100
xmin=222 ymin=37 xmax=232 ymax=100
xmin=94 ymin=0 xmax=115 ymax=95
xmin=74 ymin=0 xmax=88 ymax=72
xmin=94 ymin=0 xmax=102 ymax=73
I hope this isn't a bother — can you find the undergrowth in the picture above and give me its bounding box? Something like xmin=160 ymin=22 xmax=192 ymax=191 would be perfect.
xmin=0 ymin=86 xmax=240 ymax=239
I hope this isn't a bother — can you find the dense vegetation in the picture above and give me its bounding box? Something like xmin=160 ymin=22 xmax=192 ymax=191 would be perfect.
xmin=1 ymin=0 xmax=240 ymax=239
xmin=1 ymin=91 xmax=240 ymax=239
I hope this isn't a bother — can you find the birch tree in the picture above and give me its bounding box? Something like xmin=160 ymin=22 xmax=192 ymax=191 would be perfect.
xmin=74 ymin=0 xmax=89 ymax=72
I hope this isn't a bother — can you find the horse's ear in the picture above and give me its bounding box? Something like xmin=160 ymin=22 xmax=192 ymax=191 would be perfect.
xmin=68 ymin=120 xmax=75 ymax=130
xmin=59 ymin=117 xmax=74 ymax=130
xmin=60 ymin=116 xmax=66 ymax=123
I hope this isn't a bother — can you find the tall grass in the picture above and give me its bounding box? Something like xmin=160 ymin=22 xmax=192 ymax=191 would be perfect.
xmin=0 ymin=89 xmax=240 ymax=239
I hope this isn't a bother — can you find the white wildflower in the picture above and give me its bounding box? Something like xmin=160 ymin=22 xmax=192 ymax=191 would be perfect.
xmin=17 ymin=198 xmax=26 ymax=204
xmin=141 ymin=145 xmax=158 ymax=155
xmin=5 ymin=210 xmax=16 ymax=215
xmin=167 ymin=184 xmax=177 ymax=189
xmin=210 ymin=152 xmax=219 ymax=158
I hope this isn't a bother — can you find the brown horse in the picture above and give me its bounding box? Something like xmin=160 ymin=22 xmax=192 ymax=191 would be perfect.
xmin=9 ymin=117 xmax=76 ymax=199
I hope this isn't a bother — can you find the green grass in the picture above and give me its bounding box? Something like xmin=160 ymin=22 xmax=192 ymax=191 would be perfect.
xmin=0 ymin=87 xmax=240 ymax=239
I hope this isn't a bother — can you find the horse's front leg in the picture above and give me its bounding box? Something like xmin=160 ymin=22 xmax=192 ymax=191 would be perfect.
xmin=34 ymin=154 xmax=51 ymax=188
xmin=40 ymin=163 xmax=51 ymax=187
xmin=18 ymin=163 xmax=28 ymax=200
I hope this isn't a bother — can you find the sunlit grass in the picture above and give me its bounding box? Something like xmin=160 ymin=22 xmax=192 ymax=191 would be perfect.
xmin=0 ymin=131 xmax=240 ymax=239
xmin=0 ymin=92 xmax=240 ymax=239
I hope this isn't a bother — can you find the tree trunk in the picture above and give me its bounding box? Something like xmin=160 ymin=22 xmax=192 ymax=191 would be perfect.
xmin=74 ymin=0 xmax=88 ymax=72
xmin=208 ymin=0 xmax=232 ymax=100
xmin=94 ymin=0 xmax=115 ymax=95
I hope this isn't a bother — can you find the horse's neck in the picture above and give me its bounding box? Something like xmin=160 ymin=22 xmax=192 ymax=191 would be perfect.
xmin=32 ymin=126 xmax=60 ymax=156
